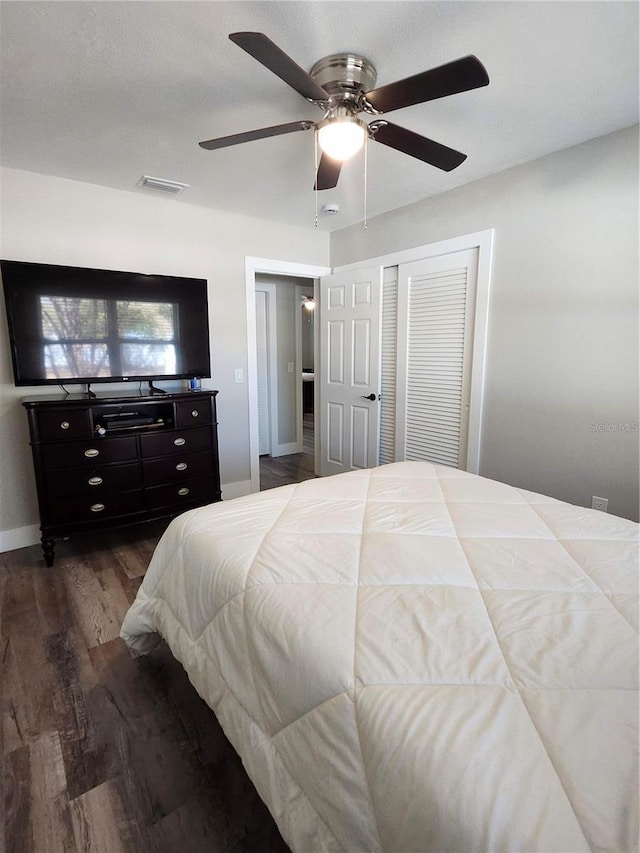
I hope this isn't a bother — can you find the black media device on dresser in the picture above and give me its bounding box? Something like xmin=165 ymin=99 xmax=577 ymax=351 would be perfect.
xmin=23 ymin=390 xmax=221 ymax=566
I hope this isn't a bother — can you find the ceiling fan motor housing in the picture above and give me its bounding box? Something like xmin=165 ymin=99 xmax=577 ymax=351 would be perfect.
xmin=309 ymin=54 xmax=377 ymax=107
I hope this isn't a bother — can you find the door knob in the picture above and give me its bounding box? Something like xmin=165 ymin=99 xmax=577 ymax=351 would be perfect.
xmin=361 ymin=393 xmax=377 ymax=401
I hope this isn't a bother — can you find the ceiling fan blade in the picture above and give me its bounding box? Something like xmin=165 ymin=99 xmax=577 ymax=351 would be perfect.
xmin=314 ymin=153 xmax=342 ymax=191
xmin=366 ymin=55 xmax=489 ymax=113
xmin=370 ymin=122 xmax=467 ymax=171
xmin=199 ymin=120 xmax=314 ymax=150
xmin=229 ymin=32 xmax=330 ymax=102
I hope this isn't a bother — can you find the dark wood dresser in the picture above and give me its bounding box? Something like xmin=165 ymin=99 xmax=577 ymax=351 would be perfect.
xmin=22 ymin=390 xmax=221 ymax=566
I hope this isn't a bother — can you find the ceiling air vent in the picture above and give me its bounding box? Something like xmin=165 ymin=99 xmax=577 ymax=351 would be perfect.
xmin=138 ymin=175 xmax=190 ymax=194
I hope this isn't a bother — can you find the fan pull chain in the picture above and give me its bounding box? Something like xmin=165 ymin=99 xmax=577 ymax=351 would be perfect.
xmin=363 ymin=132 xmax=368 ymax=230
xmin=314 ymin=130 xmax=319 ymax=228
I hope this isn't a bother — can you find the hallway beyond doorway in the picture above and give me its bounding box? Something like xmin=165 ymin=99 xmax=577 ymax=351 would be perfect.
xmin=259 ymin=414 xmax=315 ymax=490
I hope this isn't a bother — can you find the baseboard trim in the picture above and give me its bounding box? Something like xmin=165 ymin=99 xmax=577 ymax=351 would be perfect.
xmin=0 ymin=523 xmax=41 ymax=554
xmin=270 ymin=441 xmax=303 ymax=458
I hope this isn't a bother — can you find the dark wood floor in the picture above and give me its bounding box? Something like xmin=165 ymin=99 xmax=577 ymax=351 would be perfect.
xmin=260 ymin=414 xmax=316 ymax=491
xmin=1 ymin=521 xmax=290 ymax=853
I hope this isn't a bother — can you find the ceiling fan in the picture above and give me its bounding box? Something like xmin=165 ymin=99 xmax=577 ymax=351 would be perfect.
xmin=199 ymin=32 xmax=489 ymax=190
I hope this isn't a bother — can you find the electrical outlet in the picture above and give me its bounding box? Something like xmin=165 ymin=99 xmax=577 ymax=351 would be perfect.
xmin=591 ymin=496 xmax=608 ymax=512
xmin=234 ymin=368 xmax=243 ymax=384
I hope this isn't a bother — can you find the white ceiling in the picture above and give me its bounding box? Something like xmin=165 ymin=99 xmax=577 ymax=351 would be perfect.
xmin=1 ymin=1 xmax=638 ymax=232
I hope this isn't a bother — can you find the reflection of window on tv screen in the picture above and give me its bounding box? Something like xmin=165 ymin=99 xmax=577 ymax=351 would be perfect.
xmin=40 ymin=295 xmax=179 ymax=380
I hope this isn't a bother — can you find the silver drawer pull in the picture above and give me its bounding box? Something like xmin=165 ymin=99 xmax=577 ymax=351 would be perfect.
xmin=178 ymin=487 xmax=190 ymax=496
xmin=60 ymin=421 xmax=70 ymax=430
xmin=88 ymin=476 xmax=103 ymax=486
xmin=191 ymin=410 xmax=199 ymax=418
xmin=176 ymin=462 xmax=188 ymax=471
xmin=173 ymin=437 xmax=186 ymax=446
xmin=84 ymin=448 xmax=100 ymax=458
xmin=90 ymin=503 xmax=105 ymax=513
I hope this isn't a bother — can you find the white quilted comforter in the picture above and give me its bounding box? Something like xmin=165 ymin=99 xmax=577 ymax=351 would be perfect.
xmin=121 ymin=461 xmax=639 ymax=852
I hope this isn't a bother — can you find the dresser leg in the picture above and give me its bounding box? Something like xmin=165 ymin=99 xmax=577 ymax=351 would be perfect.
xmin=41 ymin=536 xmax=55 ymax=567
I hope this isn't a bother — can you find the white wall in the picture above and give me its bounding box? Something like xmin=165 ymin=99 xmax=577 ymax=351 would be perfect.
xmin=332 ymin=126 xmax=639 ymax=521
xmin=0 ymin=167 xmax=328 ymax=548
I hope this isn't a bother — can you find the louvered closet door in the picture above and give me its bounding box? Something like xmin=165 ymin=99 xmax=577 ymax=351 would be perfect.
xmin=396 ymin=249 xmax=478 ymax=469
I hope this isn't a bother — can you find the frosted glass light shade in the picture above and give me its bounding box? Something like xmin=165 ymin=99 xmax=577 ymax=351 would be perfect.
xmin=317 ymin=119 xmax=366 ymax=161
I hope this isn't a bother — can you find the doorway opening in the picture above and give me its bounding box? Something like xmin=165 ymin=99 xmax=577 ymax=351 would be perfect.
xmin=254 ymin=272 xmax=318 ymax=491
xmin=259 ymin=410 xmax=316 ymax=489
xmin=245 ymin=257 xmax=330 ymax=494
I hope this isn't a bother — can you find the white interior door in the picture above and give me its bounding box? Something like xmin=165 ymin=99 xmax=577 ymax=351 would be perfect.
xmin=319 ymin=267 xmax=382 ymax=476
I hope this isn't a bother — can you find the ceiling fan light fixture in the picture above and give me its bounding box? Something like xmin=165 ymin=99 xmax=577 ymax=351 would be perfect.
xmin=317 ymin=118 xmax=366 ymax=162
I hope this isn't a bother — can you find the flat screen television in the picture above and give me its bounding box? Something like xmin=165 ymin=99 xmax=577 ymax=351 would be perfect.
xmin=1 ymin=260 xmax=211 ymax=388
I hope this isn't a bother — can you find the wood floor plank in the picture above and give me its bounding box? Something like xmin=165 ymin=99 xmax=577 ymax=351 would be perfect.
xmin=105 ymin=552 xmax=149 ymax=607
xmin=4 ymin=744 xmax=31 ymax=853
xmin=88 ymin=638 xmax=162 ymax=726
xmin=69 ymin=780 xmax=130 ymax=853
xmin=28 ymin=731 xmax=75 ymax=853
xmin=46 ymin=629 xmax=117 ymax=801
xmin=32 ymin=564 xmax=72 ymax=638
xmin=2 ymin=571 xmax=57 ymax=753
xmin=145 ymin=644 xmax=234 ymax=769
xmin=112 ymin=524 xmax=167 ymax=581
xmin=3 ymin=731 xmax=74 ymax=853
xmin=2 ymin=520 xmax=291 ymax=852
xmin=88 ymin=640 xmax=193 ymax=748
xmin=95 ymin=563 xmax=135 ymax=623
xmin=64 ymin=561 xmax=129 ymax=648
xmin=148 ymin=794 xmax=240 ymax=853
xmin=115 ymin=722 xmax=196 ymax=822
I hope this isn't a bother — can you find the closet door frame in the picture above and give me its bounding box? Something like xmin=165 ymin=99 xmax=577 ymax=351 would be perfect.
xmin=333 ymin=229 xmax=493 ymax=474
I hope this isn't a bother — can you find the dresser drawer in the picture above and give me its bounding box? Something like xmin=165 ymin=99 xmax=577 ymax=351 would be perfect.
xmin=144 ymin=475 xmax=216 ymax=511
xmin=42 ymin=436 xmax=138 ymax=470
xmin=47 ymin=462 xmax=140 ymax=498
xmin=176 ymin=398 xmax=212 ymax=428
xmin=142 ymin=450 xmax=213 ymax=486
xmin=140 ymin=427 xmax=211 ymax=459
xmin=45 ymin=489 xmax=143 ymax=524
xmin=37 ymin=409 xmax=92 ymax=440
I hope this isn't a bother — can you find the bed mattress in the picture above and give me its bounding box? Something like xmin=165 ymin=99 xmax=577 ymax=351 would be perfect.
xmin=121 ymin=461 xmax=639 ymax=852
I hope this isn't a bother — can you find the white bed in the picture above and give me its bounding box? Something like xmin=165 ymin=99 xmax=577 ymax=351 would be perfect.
xmin=121 ymin=461 xmax=639 ymax=852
